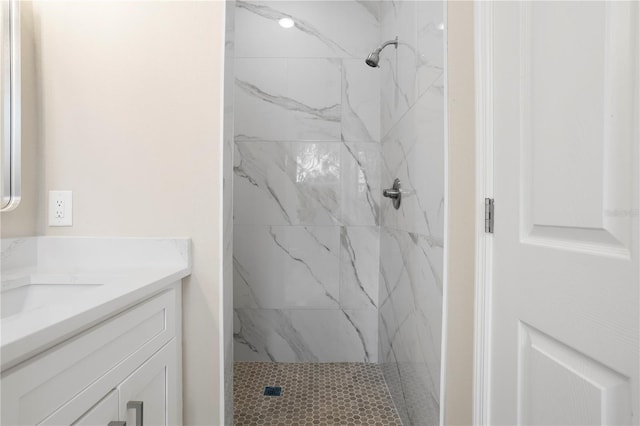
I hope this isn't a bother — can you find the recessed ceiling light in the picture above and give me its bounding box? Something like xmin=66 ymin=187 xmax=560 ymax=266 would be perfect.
xmin=438 ymin=22 xmax=445 ymax=31
xmin=278 ymin=17 xmax=295 ymax=29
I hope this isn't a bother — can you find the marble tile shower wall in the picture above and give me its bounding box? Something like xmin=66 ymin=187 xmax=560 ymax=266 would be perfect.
xmin=233 ymin=1 xmax=382 ymax=363
xmin=377 ymin=1 xmax=445 ymax=425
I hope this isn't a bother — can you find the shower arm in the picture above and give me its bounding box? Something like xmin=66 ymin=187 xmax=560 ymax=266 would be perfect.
xmin=376 ymin=37 xmax=398 ymax=52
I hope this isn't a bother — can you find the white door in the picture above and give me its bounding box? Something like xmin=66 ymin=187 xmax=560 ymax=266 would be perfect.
xmin=486 ymin=1 xmax=639 ymax=425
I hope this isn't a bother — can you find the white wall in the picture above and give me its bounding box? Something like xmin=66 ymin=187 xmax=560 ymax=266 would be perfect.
xmin=444 ymin=2 xmax=475 ymax=425
xmin=31 ymin=2 xmax=226 ymax=423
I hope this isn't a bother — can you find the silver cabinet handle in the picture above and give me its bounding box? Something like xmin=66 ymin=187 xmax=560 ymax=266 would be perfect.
xmin=108 ymin=422 xmax=126 ymax=426
xmin=127 ymin=401 xmax=143 ymax=426
xmin=382 ymin=178 xmax=402 ymax=209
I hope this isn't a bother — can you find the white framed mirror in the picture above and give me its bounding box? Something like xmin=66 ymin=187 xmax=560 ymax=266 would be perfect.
xmin=0 ymin=0 xmax=20 ymax=212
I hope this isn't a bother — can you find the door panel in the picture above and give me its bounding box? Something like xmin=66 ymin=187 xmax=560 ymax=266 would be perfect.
xmin=526 ymin=2 xmax=606 ymax=231
xmin=518 ymin=323 xmax=631 ymax=426
xmin=490 ymin=2 xmax=639 ymax=425
xmin=72 ymin=390 xmax=119 ymax=426
xmin=118 ymin=342 xmax=177 ymax=426
xmin=520 ymin=1 xmax=636 ymax=254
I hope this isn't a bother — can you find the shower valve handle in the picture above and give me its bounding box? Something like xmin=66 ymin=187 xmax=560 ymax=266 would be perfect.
xmin=383 ymin=178 xmax=402 ymax=210
xmin=383 ymin=188 xmax=400 ymax=199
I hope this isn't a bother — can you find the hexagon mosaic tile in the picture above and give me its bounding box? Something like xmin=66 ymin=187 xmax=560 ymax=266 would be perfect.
xmin=234 ymin=363 xmax=403 ymax=426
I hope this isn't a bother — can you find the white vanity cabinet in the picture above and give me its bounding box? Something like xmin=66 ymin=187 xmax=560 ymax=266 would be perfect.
xmin=0 ymin=282 xmax=182 ymax=426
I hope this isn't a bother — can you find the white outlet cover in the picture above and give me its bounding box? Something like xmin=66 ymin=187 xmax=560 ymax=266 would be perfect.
xmin=49 ymin=190 xmax=73 ymax=226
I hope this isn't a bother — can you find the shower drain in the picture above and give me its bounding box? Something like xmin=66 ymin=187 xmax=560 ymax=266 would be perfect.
xmin=263 ymin=386 xmax=282 ymax=396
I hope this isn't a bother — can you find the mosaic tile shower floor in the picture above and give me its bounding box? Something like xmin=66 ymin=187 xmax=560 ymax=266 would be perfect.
xmin=234 ymin=362 xmax=403 ymax=426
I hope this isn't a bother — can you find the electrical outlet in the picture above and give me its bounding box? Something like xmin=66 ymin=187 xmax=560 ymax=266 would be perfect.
xmin=49 ymin=190 xmax=73 ymax=226
xmin=55 ymin=199 xmax=64 ymax=218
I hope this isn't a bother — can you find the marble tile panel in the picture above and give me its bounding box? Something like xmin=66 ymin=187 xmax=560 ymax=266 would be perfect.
xmin=379 ymin=229 xmax=442 ymax=343
xmin=235 ymin=1 xmax=380 ymax=59
xmin=234 ymin=141 xmax=341 ymax=225
xmin=397 ymin=315 xmax=440 ymax=425
xmin=417 ymin=0 xmax=445 ymax=98
xmin=380 ymin=0 xmax=419 ymax=137
xmin=233 ymin=225 xmax=340 ymax=309
xmin=341 ymin=142 xmax=380 ymax=226
xmin=378 ymin=297 xmax=395 ymax=369
xmin=379 ymin=0 xmax=397 ymax=23
xmin=380 ymin=80 xmax=445 ymax=239
xmin=381 ymin=314 xmax=440 ymax=425
xmin=341 ymin=59 xmax=380 ymax=142
xmin=235 ymin=58 xmax=341 ymax=141
xmin=409 ymin=232 xmax=444 ymax=302
xmin=378 ymin=226 xmax=407 ymax=314
xmin=340 ymin=226 xmax=379 ymax=309
xmin=378 ymin=264 xmax=407 ymax=367
xmin=234 ymin=308 xmax=378 ymax=362
xmin=381 ymin=353 xmax=410 ymax=426
xmin=381 ymin=238 xmax=416 ymax=358
xmin=356 ymin=1 xmax=382 ymax=24
xmin=378 ymin=226 xmax=443 ymax=425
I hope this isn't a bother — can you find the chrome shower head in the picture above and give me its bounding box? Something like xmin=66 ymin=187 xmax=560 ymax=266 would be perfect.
xmin=365 ymin=37 xmax=398 ymax=68
xmin=365 ymin=51 xmax=380 ymax=67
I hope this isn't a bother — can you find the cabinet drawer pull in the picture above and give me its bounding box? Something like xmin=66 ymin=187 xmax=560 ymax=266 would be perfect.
xmin=127 ymin=401 xmax=143 ymax=426
xmin=108 ymin=422 xmax=126 ymax=426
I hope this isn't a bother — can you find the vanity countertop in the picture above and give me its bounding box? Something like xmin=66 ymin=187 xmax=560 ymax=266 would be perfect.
xmin=0 ymin=237 xmax=191 ymax=372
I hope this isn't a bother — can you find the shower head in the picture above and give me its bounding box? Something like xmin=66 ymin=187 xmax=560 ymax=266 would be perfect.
xmin=365 ymin=37 xmax=398 ymax=68
xmin=365 ymin=51 xmax=380 ymax=67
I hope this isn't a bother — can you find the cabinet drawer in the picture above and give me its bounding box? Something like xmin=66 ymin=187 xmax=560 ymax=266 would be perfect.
xmin=1 ymin=287 xmax=178 ymax=426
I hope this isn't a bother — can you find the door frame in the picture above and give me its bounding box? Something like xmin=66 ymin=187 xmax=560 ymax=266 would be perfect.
xmin=472 ymin=2 xmax=494 ymax=425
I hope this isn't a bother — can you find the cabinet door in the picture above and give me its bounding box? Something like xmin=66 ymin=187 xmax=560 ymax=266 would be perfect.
xmin=118 ymin=341 xmax=178 ymax=426
xmin=72 ymin=390 xmax=119 ymax=426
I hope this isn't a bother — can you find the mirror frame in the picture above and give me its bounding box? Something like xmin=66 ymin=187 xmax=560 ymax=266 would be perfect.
xmin=1 ymin=0 xmax=20 ymax=212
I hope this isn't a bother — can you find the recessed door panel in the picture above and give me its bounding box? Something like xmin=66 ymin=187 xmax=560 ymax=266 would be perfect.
xmin=518 ymin=323 xmax=631 ymax=426
xmin=520 ymin=2 xmax=636 ymax=255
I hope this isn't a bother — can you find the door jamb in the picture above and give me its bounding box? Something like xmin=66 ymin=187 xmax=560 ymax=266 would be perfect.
xmin=473 ymin=2 xmax=494 ymax=425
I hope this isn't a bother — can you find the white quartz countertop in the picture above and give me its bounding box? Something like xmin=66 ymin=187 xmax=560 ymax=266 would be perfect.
xmin=0 ymin=237 xmax=191 ymax=372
